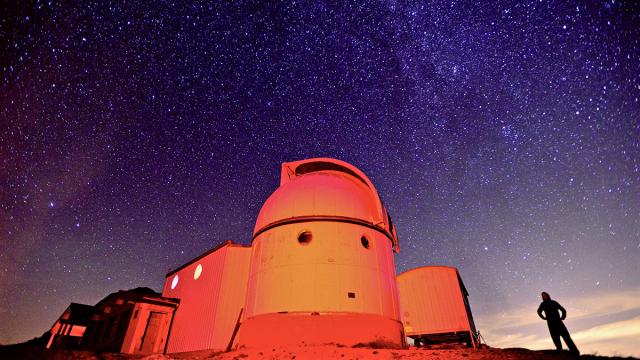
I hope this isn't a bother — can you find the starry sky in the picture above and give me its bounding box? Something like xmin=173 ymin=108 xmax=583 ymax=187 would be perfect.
xmin=1 ymin=1 xmax=639 ymax=356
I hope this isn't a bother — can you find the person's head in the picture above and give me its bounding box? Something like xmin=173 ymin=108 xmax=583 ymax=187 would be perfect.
xmin=541 ymin=292 xmax=551 ymax=301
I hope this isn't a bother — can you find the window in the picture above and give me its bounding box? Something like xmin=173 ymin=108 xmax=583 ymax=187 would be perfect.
xmin=171 ymin=275 xmax=179 ymax=289
xmin=297 ymin=231 xmax=312 ymax=245
xmin=194 ymin=264 xmax=202 ymax=280
xmin=361 ymin=236 xmax=370 ymax=249
xmin=294 ymin=161 xmax=369 ymax=187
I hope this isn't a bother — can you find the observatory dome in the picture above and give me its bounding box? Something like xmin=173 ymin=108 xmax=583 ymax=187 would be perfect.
xmin=238 ymin=158 xmax=404 ymax=348
xmin=253 ymin=158 xmax=398 ymax=250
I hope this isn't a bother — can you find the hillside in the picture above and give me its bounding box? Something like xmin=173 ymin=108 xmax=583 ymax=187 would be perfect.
xmin=1 ymin=344 xmax=638 ymax=360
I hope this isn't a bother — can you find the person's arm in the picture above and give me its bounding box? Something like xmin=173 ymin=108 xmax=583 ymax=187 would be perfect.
xmin=557 ymin=302 xmax=567 ymax=320
xmin=537 ymin=304 xmax=546 ymax=320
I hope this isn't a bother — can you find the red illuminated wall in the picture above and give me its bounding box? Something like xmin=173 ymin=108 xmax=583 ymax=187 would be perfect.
xmin=397 ymin=266 xmax=476 ymax=339
xmin=162 ymin=243 xmax=251 ymax=353
xmin=121 ymin=301 xmax=176 ymax=354
xmin=238 ymin=158 xmax=404 ymax=348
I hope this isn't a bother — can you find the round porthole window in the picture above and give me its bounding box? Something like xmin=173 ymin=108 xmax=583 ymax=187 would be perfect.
xmin=171 ymin=275 xmax=179 ymax=289
xmin=298 ymin=231 xmax=312 ymax=245
xmin=361 ymin=236 xmax=370 ymax=249
xmin=194 ymin=264 xmax=203 ymax=280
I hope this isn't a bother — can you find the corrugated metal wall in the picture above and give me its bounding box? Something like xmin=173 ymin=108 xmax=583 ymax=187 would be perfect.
xmin=211 ymin=246 xmax=251 ymax=348
xmin=397 ymin=266 xmax=473 ymax=336
xmin=161 ymin=244 xmax=251 ymax=353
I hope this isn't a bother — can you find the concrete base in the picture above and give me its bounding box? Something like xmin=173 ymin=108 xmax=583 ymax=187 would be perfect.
xmin=237 ymin=312 xmax=405 ymax=349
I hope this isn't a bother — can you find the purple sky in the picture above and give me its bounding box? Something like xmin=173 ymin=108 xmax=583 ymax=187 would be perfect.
xmin=1 ymin=1 xmax=639 ymax=356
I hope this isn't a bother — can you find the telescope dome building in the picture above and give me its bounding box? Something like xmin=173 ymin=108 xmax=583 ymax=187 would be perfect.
xmin=238 ymin=158 xmax=404 ymax=348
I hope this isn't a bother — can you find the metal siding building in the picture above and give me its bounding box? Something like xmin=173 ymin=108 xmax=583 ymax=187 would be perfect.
xmin=397 ymin=266 xmax=477 ymax=347
xmin=162 ymin=241 xmax=251 ymax=353
xmin=46 ymin=303 xmax=94 ymax=350
xmin=238 ymin=158 xmax=404 ymax=348
xmin=81 ymin=288 xmax=178 ymax=355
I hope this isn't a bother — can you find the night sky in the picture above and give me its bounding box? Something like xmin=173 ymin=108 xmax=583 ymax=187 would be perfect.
xmin=1 ymin=1 xmax=639 ymax=356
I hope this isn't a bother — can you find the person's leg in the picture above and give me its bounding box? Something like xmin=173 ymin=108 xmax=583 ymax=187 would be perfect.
xmin=548 ymin=322 xmax=563 ymax=351
xmin=558 ymin=322 xmax=580 ymax=354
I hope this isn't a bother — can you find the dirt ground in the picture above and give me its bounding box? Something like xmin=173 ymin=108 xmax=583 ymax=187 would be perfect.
xmin=1 ymin=344 xmax=638 ymax=360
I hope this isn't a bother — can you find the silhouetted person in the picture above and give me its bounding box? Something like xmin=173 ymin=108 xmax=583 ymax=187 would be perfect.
xmin=537 ymin=292 xmax=580 ymax=355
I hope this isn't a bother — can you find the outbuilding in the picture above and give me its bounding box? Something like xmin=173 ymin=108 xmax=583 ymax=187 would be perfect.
xmin=46 ymin=302 xmax=94 ymax=350
xmin=162 ymin=240 xmax=251 ymax=353
xmin=397 ymin=266 xmax=478 ymax=347
xmin=81 ymin=287 xmax=178 ymax=354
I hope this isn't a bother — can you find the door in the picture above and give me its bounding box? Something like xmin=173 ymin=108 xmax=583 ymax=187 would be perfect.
xmin=140 ymin=312 xmax=164 ymax=354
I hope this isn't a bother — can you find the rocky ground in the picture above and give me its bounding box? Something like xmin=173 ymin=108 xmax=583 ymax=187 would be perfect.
xmin=1 ymin=344 xmax=638 ymax=360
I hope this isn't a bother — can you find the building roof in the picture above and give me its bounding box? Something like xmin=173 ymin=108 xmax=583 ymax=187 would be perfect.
xmin=254 ymin=158 xmax=399 ymax=251
xmin=398 ymin=266 xmax=470 ymax=297
xmin=94 ymin=287 xmax=178 ymax=309
xmin=165 ymin=240 xmax=250 ymax=277
xmin=62 ymin=303 xmax=95 ymax=325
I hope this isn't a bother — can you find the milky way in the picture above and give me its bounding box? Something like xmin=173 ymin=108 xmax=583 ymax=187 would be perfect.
xmin=1 ymin=1 xmax=639 ymax=354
